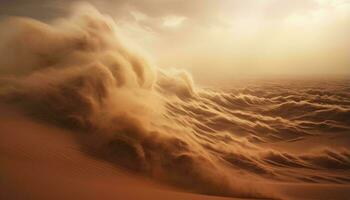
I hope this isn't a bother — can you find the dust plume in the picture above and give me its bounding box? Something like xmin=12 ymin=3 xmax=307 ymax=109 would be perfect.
xmin=0 ymin=3 xmax=276 ymax=199
xmin=1 ymin=3 xmax=349 ymax=200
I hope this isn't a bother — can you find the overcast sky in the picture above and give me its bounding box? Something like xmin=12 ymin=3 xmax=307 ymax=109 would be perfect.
xmin=1 ymin=0 xmax=350 ymax=82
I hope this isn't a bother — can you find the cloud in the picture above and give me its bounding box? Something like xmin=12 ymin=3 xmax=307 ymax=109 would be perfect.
xmin=162 ymin=16 xmax=187 ymax=28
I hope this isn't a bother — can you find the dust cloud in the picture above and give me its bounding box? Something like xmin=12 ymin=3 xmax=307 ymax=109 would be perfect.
xmin=1 ymin=3 xmax=349 ymax=200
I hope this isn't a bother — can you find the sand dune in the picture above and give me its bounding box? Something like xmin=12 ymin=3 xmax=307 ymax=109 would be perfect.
xmin=1 ymin=104 xmax=350 ymax=200
xmin=0 ymin=105 xmax=246 ymax=200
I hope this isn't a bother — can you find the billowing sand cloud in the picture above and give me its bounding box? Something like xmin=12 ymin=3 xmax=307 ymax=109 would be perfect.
xmin=0 ymin=3 xmax=276 ymax=199
xmin=1 ymin=3 xmax=350 ymax=200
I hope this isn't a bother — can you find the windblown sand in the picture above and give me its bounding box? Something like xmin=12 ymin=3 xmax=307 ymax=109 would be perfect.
xmin=0 ymin=4 xmax=349 ymax=200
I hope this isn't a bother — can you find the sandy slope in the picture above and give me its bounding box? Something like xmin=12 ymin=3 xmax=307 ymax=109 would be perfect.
xmin=0 ymin=105 xmax=253 ymax=200
xmin=1 ymin=104 xmax=350 ymax=200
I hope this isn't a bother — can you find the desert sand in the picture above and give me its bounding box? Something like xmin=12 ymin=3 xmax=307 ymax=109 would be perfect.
xmin=1 ymin=105 xmax=350 ymax=200
xmin=0 ymin=105 xmax=245 ymax=200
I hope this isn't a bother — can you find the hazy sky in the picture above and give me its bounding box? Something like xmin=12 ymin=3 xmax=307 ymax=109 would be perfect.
xmin=1 ymin=0 xmax=350 ymax=82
